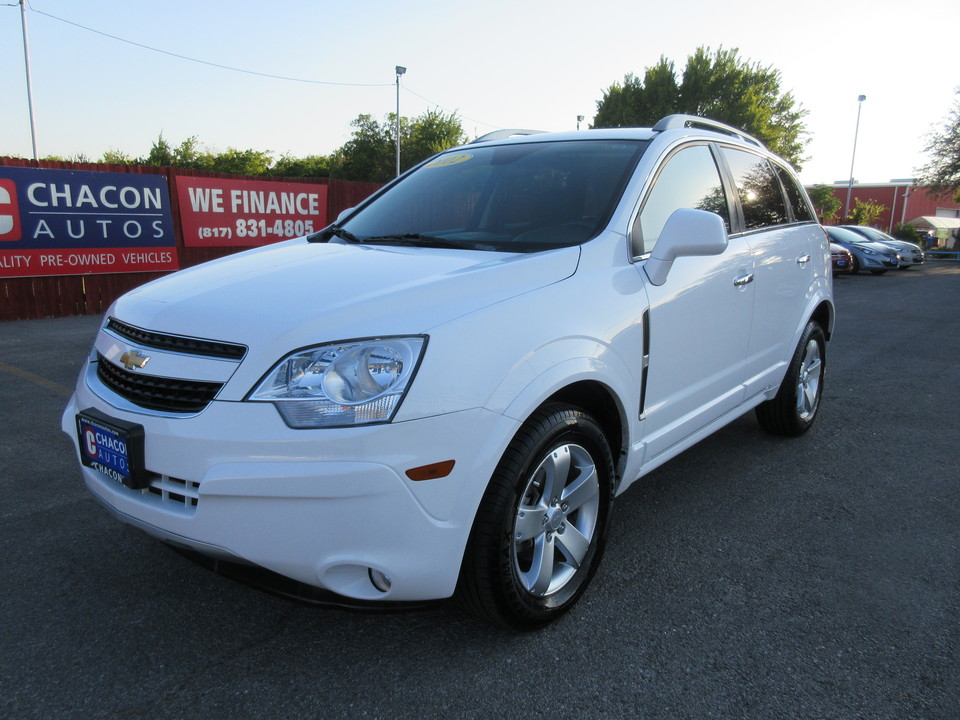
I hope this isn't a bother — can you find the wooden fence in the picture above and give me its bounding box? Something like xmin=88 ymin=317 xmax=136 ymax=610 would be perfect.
xmin=0 ymin=157 xmax=381 ymax=321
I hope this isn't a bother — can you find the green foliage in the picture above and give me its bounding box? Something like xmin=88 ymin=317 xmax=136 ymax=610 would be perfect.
xmin=268 ymin=154 xmax=332 ymax=178
xmin=847 ymin=197 xmax=886 ymax=226
xmin=23 ymin=109 xmax=466 ymax=184
xmin=808 ymin=184 xmax=841 ymax=220
xmin=140 ymin=134 xmax=272 ymax=175
xmin=330 ymin=109 xmax=467 ymax=183
xmin=917 ymin=88 xmax=960 ymax=199
xmin=593 ymin=46 xmax=808 ymax=168
xmin=893 ymin=222 xmax=920 ymax=243
xmin=100 ymin=148 xmax=136 ymax=164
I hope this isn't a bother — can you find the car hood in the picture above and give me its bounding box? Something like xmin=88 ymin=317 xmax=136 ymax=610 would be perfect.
xmin=845 ymin=240 xmax=898 ymax=254
xmin=110 ymin=238 xmax=580 ymax=351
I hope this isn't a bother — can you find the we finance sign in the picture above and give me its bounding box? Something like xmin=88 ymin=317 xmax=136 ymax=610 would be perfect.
xmin=0 ymin=167 xmax=178 ymax=277
xmin=176 ymin=176 xmax=327 ymax=247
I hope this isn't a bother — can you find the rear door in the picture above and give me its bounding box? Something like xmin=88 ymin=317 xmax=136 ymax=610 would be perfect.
xmin=717 ymin=147 xmax=821 ymax=398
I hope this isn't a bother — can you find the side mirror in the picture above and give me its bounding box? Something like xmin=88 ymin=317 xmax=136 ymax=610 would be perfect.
xmin=643 ymin=208 xmax=728 ymax=286
xmin=336 ymin=207 xmax=356 ymax=223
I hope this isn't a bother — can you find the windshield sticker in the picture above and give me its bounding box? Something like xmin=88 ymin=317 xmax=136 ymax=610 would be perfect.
xmin=424 ymin=153 xmax=473 ymax=168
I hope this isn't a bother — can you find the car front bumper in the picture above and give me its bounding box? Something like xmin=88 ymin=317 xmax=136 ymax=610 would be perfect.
xmin=62 ymin=364 xmax=519 ymax=602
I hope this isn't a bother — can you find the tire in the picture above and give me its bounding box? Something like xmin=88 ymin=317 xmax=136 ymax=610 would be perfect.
xmin=755 ymin=322 xmax=826 ymax=437
xmin=869 ymin=269 xmax=887 ymax=275
xmin=456 ymin=403 xmax=615 ymax=631
xmin=849 ymin=255 xmax=859 ymax=275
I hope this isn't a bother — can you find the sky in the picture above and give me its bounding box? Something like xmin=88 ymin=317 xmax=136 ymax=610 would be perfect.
xmin=1 ymin=0 xmax=957 ymax=186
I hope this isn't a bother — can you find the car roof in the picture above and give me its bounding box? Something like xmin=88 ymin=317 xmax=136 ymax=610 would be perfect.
xmin=464 ymin=114 xmax=767 ymax=152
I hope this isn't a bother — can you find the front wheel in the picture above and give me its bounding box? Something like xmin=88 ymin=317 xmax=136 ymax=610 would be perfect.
xmin=756 ymin=322 xmax=826 ymax=436
xmin=456 ymin=403 xmax=615 ymax=631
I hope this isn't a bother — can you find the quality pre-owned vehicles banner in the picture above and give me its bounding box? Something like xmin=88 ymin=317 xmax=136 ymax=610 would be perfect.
xmin=0 ymin=167 xmax=179 ymax=278
xmin=175 ymin=176 xmax=328 ymax=247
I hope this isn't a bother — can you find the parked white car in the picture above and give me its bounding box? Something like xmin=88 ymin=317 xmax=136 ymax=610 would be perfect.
xmin=63 ymin=116 xmax=834 ymax=630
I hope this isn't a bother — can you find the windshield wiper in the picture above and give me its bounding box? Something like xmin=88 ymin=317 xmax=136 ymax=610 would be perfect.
xmin=361 ymin=233 xmax=474 ymax=250
xmin=308 ymin=225 xmax=363 ymax=244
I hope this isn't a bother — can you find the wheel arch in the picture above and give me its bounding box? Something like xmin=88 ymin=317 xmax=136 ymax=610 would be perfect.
xmin=810 ymin=298 xmax=835 ymax=341
xmin=540 ymin=380 xmax=627 ymax=484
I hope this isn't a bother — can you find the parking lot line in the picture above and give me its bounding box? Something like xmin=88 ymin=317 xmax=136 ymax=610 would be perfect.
xmin=0 ymin=360 xmax=73 ymax=398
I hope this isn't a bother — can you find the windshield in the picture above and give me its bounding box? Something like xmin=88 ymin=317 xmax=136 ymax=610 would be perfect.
xmin=827 ymin=226 xmax=875 ymax=244
xmin=335 ymin=139 xmax=647 ymax=252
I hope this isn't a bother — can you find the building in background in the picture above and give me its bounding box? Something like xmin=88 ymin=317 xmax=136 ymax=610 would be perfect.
xmin=809 ymin=180 xmax=960 ymax=239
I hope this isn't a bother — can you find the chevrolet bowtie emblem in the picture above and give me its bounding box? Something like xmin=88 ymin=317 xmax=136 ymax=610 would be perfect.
xmin=120 ymin=349 xmax=151 ymax=370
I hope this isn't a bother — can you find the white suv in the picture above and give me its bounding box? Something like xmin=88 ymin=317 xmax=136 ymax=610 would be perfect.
xmin=63 ymin=115 xmax=834 ymax=630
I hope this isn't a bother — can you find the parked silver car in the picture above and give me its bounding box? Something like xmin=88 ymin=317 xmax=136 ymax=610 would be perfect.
xmin=825 ymin=226 xmax=900 ymax=274
xmin=839 ymin=225 xmax=924 ymax=268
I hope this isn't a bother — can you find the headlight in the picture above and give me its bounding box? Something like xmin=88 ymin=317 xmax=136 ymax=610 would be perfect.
xmin=860 ymin=247 xmax=877 ymax=255
xmin=248 ymin=337 xmax=426 ymax=428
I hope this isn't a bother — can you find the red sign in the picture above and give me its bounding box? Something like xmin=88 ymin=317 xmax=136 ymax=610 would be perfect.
xmin=176 ymin=177 xmax=327 ymax=247
xmin=0 ymin=248 xmax=176 ymax=276
xmin=0 ymin=178 xmax=23 ymax=242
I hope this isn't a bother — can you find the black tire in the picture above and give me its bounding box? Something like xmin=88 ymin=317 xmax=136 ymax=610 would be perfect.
xmin=455 ymin=403 xmax=615 ymax=631
xmin=755 ymin=322 xmax=826 ymax=437
xmin=849 ymin=255 xmax=859 ymax=275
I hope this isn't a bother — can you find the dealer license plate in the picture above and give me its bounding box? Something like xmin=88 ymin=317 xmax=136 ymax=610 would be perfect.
xmin=76 ymin=409 xmax=148 ymax=489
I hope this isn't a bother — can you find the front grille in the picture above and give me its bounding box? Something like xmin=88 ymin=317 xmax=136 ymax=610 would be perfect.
xmin=97 ymin=352 xmax=222 ymax=413
xmin=107 ymin=318 xmax=246 ymax=360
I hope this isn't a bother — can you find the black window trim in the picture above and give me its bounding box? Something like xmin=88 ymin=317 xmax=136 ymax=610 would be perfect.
xmin=715 ymin=143 xmax=818 ymax=237
xmin=628 ymin=140 xmax=732 ymax=260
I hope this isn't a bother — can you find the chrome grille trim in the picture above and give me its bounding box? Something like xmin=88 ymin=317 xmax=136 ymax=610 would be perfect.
xmin=106 ymin=317 xmax=247 ymax=361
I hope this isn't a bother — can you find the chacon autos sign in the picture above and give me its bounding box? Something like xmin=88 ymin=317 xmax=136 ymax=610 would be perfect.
xmin=0 ymin=167 xmax=178 ymax=278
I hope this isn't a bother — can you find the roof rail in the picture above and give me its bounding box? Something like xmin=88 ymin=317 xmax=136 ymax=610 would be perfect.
xmin=652 ymin=114 xmax=764 ymax=148
xmin=470 ymin=129 xmax=547 ymax=144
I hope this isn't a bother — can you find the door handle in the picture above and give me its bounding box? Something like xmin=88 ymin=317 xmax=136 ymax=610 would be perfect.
xmin=796 ymin=254 xmax=811 ymax=265
xmin=733 ymin=273 xmax=754 ymax=287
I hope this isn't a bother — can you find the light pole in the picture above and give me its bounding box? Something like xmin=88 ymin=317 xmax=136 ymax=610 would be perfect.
xmin=843 ymin=94 xmax=866 ymax=220
xmin=395 ymin=65 xmax=406 ymax=177
xmin=577 ymin=115 xmax=584 ymax=131
xmin=19 ymin=0 xmax=38 ymax=160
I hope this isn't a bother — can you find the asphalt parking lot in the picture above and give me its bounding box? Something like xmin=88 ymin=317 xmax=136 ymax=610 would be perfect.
xmin=2 ymin=263 xmax=959 ymax=719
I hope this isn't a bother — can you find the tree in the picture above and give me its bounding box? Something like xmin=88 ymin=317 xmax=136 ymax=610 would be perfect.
xmin=848 ymin=197 xmax=886 ymax=226
xmin=917 ymin=88 xmax=960 ymax=203
xmin=329 ymin=114 xmax=397 ymax=183
xmin=808 ymin=184 xmax=841 ymax=221
xmin=593 ymin=47 xmax=808 ymax=168
xmin=269 ymin=154 xmax=333 ymax=178
xmin=331 ymin=109 xmax=467 ymax=183
xmin=100 ymin=149 xmax=135 ymax=164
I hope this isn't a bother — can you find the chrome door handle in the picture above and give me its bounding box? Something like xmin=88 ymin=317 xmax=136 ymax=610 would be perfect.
xmin=733 ymin=273 xmax=754 ymax=287
xmin=796 ymin=254 xmax=811 ymax=265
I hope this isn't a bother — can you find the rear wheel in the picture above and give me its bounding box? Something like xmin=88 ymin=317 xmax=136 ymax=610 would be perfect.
xmin=756 ymin=322 xmax=826 ymax=436
xmin=456 ymin=403 xmax=615 ymax=630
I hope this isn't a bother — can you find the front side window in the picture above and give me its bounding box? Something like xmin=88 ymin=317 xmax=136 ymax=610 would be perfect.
xmin=721 ymin=147 xmax=789 ymax=230
xmin=633 ymin=144 xmax=730 ymax=256
xmin=338 ymin=140 xmax=647 ymax=253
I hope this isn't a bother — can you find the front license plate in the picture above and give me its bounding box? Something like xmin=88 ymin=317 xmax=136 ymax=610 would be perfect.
xmin=76 ymin=409 xmax=148 ymax=489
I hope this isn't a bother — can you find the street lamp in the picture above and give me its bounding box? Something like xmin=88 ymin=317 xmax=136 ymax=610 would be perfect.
xmin=19 ymin=0 xmax=38 ymax=160
xmin=395 ymin=65 xmax=406 ymax=178
xmin=843 ymin=94 xmax=867 ymax=220
xmin=577 ymin=115 xmax=584 ymax=131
